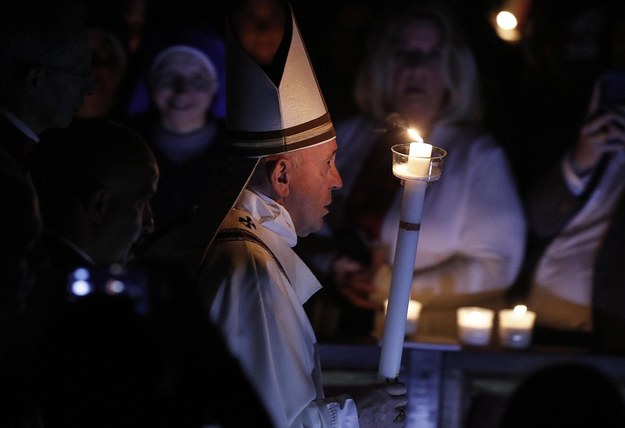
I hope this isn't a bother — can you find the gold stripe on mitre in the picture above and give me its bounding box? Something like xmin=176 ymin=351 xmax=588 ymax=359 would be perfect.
xmin=228 ymin=113 xmax=335 ymax=156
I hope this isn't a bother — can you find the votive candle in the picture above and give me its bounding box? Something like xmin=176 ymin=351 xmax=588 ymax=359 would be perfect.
xmin=498 ymin=305 xmax=536 ymax=349
xmin=457 ymin=307 xmax=494 ymax=346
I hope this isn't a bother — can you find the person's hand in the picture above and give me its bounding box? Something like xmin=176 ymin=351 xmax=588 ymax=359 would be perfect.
xmin=571 ymin=79 xmax=625 ymax=174
xmin=351 ymin=382 xmax=408 ymax=427
xmin=332 ymin=256 xmax=380 ymax=309
xmin=572 ymin=106 xmax=625 ymax=173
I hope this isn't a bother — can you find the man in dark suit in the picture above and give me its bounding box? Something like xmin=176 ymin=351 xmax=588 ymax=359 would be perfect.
xmin=0 ymin=0 xmax=94 ymax=320
xmin=20 ymin=119 xmax=158 ymax=341
xmin=9 ymin=119 xmax=272 ymax=428
xmin=4 ymin=119 xmax=155 ymax=426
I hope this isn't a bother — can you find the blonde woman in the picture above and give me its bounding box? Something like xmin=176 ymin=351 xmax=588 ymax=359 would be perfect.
xmin=300 ymin=0 xmax=527 ymax=341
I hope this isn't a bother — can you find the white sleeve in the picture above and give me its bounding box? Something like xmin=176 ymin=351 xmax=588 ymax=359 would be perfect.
xmin=205 ymin=241 xmax=333 ymax=427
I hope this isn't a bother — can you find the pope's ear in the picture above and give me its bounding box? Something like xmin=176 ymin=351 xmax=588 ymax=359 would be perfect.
xmin=270 ymin=158 xmax=290 ymax=198
xmin=86 ymin=189 xmax=111 ymax=223
xmin=23 ymin=65 xmax=46 ymax=95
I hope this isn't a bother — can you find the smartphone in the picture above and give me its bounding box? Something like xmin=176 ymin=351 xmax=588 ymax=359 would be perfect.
xmin=600 ymin=70 xmax=625 ymax=106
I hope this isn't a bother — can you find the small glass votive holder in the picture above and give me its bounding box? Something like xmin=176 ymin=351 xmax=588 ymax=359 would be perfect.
xmin=498 ymin=305 xmax=537 ymax=349
xmin=383 ymin=299 xmax=423 ymax=337
xmin=391 ymin=143 xmax=447 ymax=182
xmin=457 ymin=306 xmax=495 ymax=346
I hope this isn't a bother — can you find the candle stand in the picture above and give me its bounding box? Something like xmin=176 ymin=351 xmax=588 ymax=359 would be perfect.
xmin=378 ymin=143 xmax=446 ymax=381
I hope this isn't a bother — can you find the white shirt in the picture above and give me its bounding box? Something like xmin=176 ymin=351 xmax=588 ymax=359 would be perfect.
xmin=335 ymin=118 xmax=527 ymax=337
xmin=200 ymin=189 xmax=359 ymax=428
xmin=380 ymin=124 xmax=526 ymax=293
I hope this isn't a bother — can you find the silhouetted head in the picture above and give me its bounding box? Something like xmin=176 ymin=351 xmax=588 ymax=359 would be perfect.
xmin=499 ymin=362 xmax=625 ymax=428
xmin=33 ymin=119 xmax=159 ymax=265
xmin=0 ymin=0 xmax=95 ymax=133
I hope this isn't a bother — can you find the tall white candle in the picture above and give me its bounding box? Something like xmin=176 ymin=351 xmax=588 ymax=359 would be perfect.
xmin=378 ymin=179 xmax=426 ymax=380
xmin=378 ymin=130 xmax=434 ymax=381
xmin=383 ymin=299 xmax=422 ymax=337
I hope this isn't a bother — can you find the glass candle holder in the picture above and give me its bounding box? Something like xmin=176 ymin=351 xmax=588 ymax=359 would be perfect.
xmin=498 ymin=305 xmax=537 ymax=349
xmin=457 ymin=307 xmax=495 ymax=346
xmin=391 ymin=143 xmax=447 ymax=182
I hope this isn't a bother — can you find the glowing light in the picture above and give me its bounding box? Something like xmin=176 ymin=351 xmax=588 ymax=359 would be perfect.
xmin=499 ymin=305 xmax=536 ymax=349
xmin=106 ymin=280 xmax=126 ymax=294
xmin=493 ymin=9 xmax=521 ymax=43
xmin=513 ymin=304 xmax=527 ymax=315
xmin=72 ymin=267 xmax=90 ymax=281
xmin=457 ymin=307 xmax=495 ymax=346
xmin=71 ymin=280 xmax=92 ymax=296
xmin=496 ymin=11 xmax=517 ymax=30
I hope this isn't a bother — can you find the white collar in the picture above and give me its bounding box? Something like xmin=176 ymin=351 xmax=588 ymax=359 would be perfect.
xmin=235 ymin=189 xmax=298 ymax=247
xmin=231 ymin=189 xmax=321 ymax=303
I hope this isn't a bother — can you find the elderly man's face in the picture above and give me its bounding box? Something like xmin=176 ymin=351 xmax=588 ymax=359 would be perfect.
xmin=282 ymin=139 xmax=343 ymax=237
xmin=99 ymin=155 xmax=158 ymax=265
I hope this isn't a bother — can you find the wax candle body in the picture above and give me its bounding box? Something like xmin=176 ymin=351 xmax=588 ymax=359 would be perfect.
xmin=498 ymin=306 xmax=536 ymax=349
xmin=378 ymin=179 xmax=427 ymax=380
xmin=378 ymin=139 xmax=444 ymax=381
xmin=457 ymin=307 xmax=494 ymax=346
xmin=408 ymin=141 xmax=432 ymax=176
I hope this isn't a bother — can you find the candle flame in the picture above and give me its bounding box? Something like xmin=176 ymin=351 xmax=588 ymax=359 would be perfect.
xmin=513 ymin=305 xmax=527 ymax=315
xmin=407 ymin=128 xmax=423 ymax=143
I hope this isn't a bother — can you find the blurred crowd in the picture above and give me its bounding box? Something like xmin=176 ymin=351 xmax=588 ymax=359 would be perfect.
xmin=2 ymin=0 xmax=625 ymax=426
